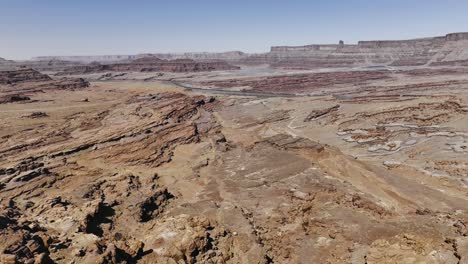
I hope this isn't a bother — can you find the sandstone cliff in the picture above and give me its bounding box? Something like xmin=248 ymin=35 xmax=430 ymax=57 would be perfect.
xmin=252 ymin=32 xmax=468 ymax=69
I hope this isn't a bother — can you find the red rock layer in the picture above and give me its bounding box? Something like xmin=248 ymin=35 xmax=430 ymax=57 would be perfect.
xmin=203 ymin=70 xmax=392 ymax=94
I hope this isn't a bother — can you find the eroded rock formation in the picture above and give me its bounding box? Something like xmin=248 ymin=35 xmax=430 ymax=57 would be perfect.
xmin=0 ymin=69 xmax=89 ymax=104
xmin=244 ymin=32 xmax=468 ymax=69
xmin=57 ymin=57 xmax=240 ymax=75
xmin=1 ymin=32 xmax=468 ymax=264
xmin=202 ymin=70 xmax=392 ymax=94
xmin=0 ymin=69 xmax=52 ymax=84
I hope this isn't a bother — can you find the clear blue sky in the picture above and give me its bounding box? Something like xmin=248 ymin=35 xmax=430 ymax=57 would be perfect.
xmin=1 ymin=0 xmax=468 ymax=59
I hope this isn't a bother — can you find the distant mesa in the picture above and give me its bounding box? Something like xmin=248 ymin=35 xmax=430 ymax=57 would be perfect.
xmin=3 ymin=31 xmax=468 ymax=72
xmin=32 ymin=55 xmax=139 ymax=63
xmin=56 ymin=57 xmax=240 ymax=75
xmin=270 ymin=32 xmax=468 ymax=52
xmin=260 ymin=32 xmax=468 ymax=69
xmin=0 ymin=57 xmax=15 ymax=65
xmin=445 ymin=32 xmax=468 ymax=41
xmin=32 ymin=51 xmax=248 ymax=64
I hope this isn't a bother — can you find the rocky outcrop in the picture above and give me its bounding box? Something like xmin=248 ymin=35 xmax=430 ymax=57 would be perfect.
xmin=256 ymin=134 xmax=325 ymax=152
xmin=0 ymin=90 xmax=229 ymax=263
xmin=23 ymin=112 xmax=48 ymax=119
xmin=0 ymin=69 xmax=52 ymax=84
xmin=445 ymin=32 xmax=468 ymax=41
xmin=36 ymin=78 xmax=89 ymax=90
xmin=304 ymin=105 xmax=340 ymax=121
xmin=1 ymin=70 xmax=468 ymax=263
xmin=2 ymin=31 xmax=468 ymax=264
xmin=0 ymin=94 xmax=31 ymax=104
xmin=0 ymin=69 xmax=89 ymax=104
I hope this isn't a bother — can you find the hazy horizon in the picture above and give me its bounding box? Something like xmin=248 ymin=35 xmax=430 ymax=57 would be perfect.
xmin=2 ymin=0 xmax=468 ymax=60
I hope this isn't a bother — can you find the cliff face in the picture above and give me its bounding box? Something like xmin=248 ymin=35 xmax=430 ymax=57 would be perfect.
xmin=270 ymin=33 xmax=466 ymax=52
xmin=271 ymin=45 xmax=322 ymax=52
xmin=445 ymin=32 xmax=468 ymax=41
xmin=357 ymin=37 xmax=445 ymax=48
xmin=258 ymin=32 xmax=468 ymax=69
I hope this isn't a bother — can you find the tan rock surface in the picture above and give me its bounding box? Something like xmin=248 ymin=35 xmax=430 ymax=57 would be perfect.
xmin=0 ymin=64 xmax=467 ymax=264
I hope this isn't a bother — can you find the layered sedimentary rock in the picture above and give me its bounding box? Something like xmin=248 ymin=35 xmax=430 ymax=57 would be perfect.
xmin=197 ymin=65 xmax=468 ymax=97
xmin=33 ymin=51 xmax=248 ymax=64
xmin=445 ymin=32 xmax=468 ymax=41
xmin=0 ymin=69 xmax=89 ymax=104
xmin=0 ymin=58 xmax=84 ymax=72
xmin=1 ymin=64 xmax=468 ymax=263
xmin=139 ymin=51 xmax=248 ymax=63
xmin=2 ymin=31 xmax=468 ymax=264
xmin=57 ymin=57 xmax=240 ymax=75
xmin=19 ymin=60 xmax=84 ymax=72
xmin=9 ymin=32 xmax=468 ymax=71
xmin=202 ymin=70 xmax=392 ymax=94
xmin=0 ymin=69 xmax=52 ymax=84
xmin=242 ymin=32 xmax=468 ymax=69
xmin=32 ymin=55 xmax=140 ymax=63
xmin=0 ymin=87 xmax=232 ymax=263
